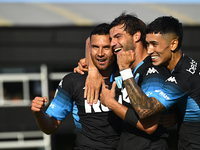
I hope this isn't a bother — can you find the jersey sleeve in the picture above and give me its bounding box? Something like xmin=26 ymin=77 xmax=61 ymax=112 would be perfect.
xmin=149 ymin=74 xmax=189 ymax=110
xmin=141 ymin=66 xmax=169 ymax=97
xmin=46 ymin=74 xmax=74 ymax=121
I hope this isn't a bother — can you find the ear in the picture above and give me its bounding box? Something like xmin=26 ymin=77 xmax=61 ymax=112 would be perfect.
xmin=133 ymin=31 xmax=141 ymax=42
xmin=170 ymin=39 xmax=179 ymax=51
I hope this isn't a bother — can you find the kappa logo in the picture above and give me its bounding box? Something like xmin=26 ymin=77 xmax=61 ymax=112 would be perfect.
xmin=166 ymin=76 xmax=177 ymax=84
xmin=59 ymin=80 xmax=63 ymax=88
xmin=146 ymin=67 xmax=159 ymax=76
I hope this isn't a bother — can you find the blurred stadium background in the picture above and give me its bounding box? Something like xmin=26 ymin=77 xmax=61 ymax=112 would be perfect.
xmin=0 ymin=0 xmax=200 ymax=149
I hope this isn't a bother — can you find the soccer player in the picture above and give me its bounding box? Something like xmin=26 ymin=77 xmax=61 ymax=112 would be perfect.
xmin=76 ymin=13 xmax=177 ymax=150
xmin=31 ymin=23 xmax=123 ymax=150
xmin=100 ymin=13 xmax=172 ymax=150
xmin=115 ymin=16 xmax=200 ymax=150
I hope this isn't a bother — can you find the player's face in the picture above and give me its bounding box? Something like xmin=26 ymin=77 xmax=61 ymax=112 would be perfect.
xmin=110 ymin=24 xmax=135 ymax=54
xmin=146 ymin=33 xmax=172 ymax=68
xmin=90 ymin=34 xmax=115 ymax=71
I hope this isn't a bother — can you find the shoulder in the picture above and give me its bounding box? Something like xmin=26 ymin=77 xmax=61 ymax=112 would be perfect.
xmin=145 ymin=65 xmax=170 ymax=79
xmin=143 ymin=56 xmax=170 ymax=78
xmin=60 ymin=72 xmax=87 ymax=89
xmin=62 ymin=72 xmax=87 ymax=82
xmin=174 ymin=55 xmax=199 ymax=79
xmin=168 ymin=55 xmax=200 ymax=89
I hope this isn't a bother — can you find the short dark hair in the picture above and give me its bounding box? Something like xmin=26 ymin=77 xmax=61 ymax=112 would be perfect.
xmin=146 ymin=16 xmax=183 ymax=50
xmin=110 ymin=12 xmax=147 ymax=48
xmin=90 ymin=23 xmax=110 ymax=39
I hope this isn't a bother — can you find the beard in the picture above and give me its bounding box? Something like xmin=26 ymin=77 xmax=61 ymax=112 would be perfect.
xmin=123 ymin=37 xmax=135 ymax=52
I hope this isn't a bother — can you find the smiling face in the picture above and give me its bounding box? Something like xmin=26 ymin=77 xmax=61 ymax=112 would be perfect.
xmin=90 ymin=34 xmax=115 ymax=75
xmin=146 ymin=33 xmax=173 ymax=68
xmin=109 ymin=24 xmax=135 ymax=54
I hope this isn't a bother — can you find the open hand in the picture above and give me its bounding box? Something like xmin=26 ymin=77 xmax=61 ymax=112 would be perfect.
xmin=100 ymin=79 xmax=116 ymax=107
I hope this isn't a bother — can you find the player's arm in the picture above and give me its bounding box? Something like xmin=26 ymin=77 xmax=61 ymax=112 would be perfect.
xmin=85 ymin=37 xmax=103 ymax=105
xmin=122 ymin=72 xmax=165 ymax=119
xmin=73 ymin=37 xmax=103 ymax=105
xmin=31 ymin=96 xmax=61 ymax=134
xmin=100 ymin=80 xmax=159 ymax=134
xmin=74 ymin=38 xmax=91 ymax=74
xmin=116 ymin=49 xmax=165 ymax=119
xmin=74 ymin=58 xmax=88 ymax=74
xmin=159 ymin=104 xmax=179 ymax=127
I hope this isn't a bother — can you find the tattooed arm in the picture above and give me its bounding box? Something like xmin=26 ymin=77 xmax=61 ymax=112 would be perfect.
xmin=116 ymin=49 xmax=166 ymax=119
xmin=123 ymin=77 xmax=166 ymax=119
xmin=100 ymin=80 xmax=159 ymax=134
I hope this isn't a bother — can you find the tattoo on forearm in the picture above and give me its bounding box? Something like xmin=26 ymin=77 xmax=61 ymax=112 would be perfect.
xmin=124 ymin=78 xmax=165 ymax=119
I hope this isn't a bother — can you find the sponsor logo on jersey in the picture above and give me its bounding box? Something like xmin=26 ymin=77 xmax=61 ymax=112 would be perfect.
xmin=49 ymin=103 xmax=55 ymax=109
xmin=166 ymin=76 xmax=177 ymax=84
xmin=146 ymin=92 xmax=152 ymax=97
xmin=146 ymin=67 xmax=159 ymax=76
xmin=84 ymin=95 xmax=122 ymax=113
xmin=155 ymin=89 xmax=170 ymax=100
xmin=186 ymin=59 xmax=197 ymax=74
xmin=121 ymin=87 xmax=130 ymax=103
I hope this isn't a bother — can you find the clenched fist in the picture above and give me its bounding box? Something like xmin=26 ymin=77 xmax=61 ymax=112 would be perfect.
xmin=31 ymin=96 xmax=47 ymax=114
xmin=116 ymin=49 xmax=135 ymax=71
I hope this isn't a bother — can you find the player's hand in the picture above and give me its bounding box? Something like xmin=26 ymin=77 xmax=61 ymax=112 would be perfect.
xmin=116 ymin=49 xmax=135 ymax=71
xmin=31 ymin=96 xmax=47 ymax=114
xmin=74 ymin=58 xmax=88 ymax=74
xmin=159 ymin=112 xmax=177 ymax=128
xmin=85 ymin=70 xmax=102 ymax=105
xmin=100 ymin=79 xmax=116 ymax=107
xmin=74 ymin=37 xmax=90 ymax=74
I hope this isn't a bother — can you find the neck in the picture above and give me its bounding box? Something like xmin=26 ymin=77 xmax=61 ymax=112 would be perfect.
xmin=100 ymin=64 xmax=115 ymax=79
xmin=131 ymin=43 xmax=148 ymax=70
xmin=167 ymin=50 xmax=182 ymax=72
